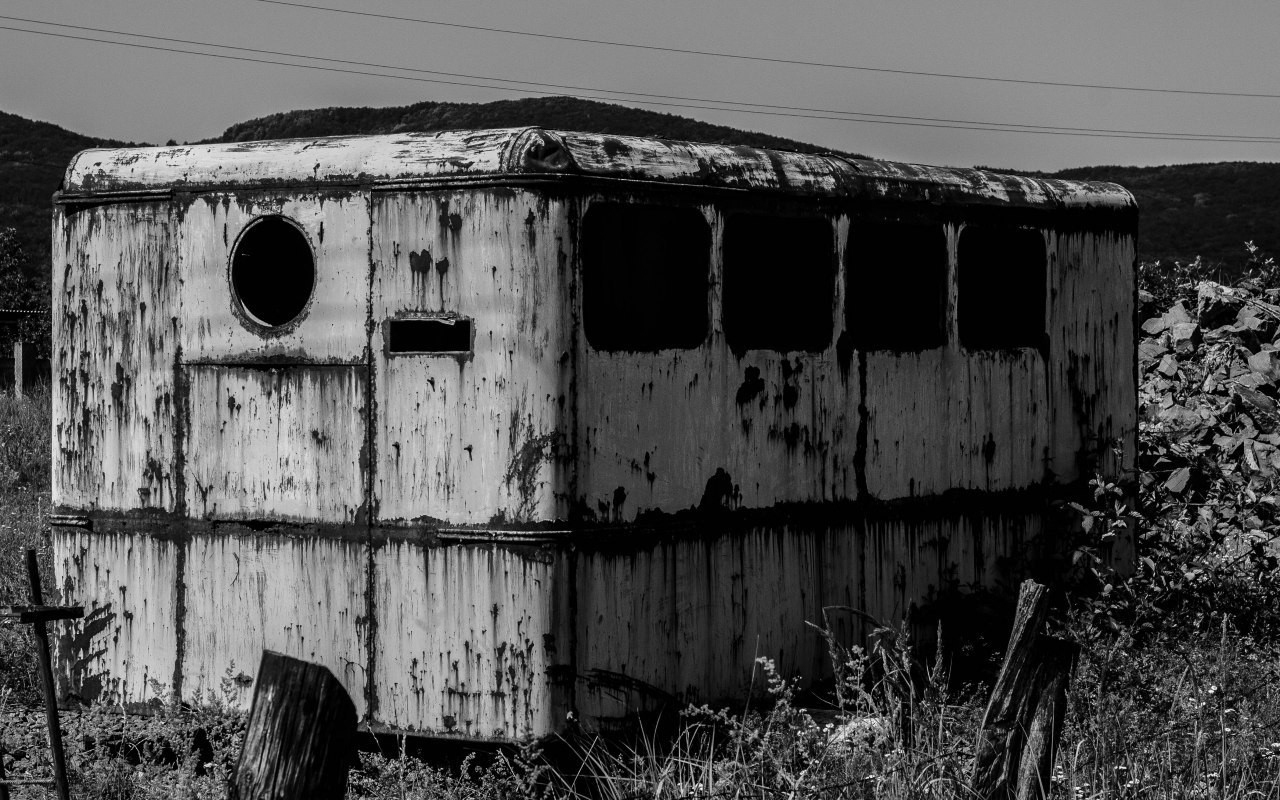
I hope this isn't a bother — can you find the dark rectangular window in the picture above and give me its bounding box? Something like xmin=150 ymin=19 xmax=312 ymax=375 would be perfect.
xmin=582 ymin=202 xmax=711 ymax=352
xmin=723 ymin=214 xmax=834 ymax=352
xmin=387 ymin=318 xmax=472 ymax=353
xmin=847 ymin=220 xmax=947 ymax=351
xmin=958 ymin=226 xmax=1046 ymax=350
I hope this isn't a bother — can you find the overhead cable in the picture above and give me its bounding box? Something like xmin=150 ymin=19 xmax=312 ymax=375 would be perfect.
xmin=7 ymin=13 xmax=1279 ymax=142
xmin=256 ymin=0 xmax=1280 ymax=101
xmin=3 ymin=22 xmax=1280 ymax=144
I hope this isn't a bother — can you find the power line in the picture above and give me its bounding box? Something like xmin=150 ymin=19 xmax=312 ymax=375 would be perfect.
xmin=3 ymin=22 xmax=1280 ymax=145
xmin=256 ymin=0 xmax=1280 ymax=101
xmin=6 ymin=13 xmax=1277 ymax=143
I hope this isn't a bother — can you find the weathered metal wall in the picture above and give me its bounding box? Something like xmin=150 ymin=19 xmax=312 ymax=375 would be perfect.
xmin=570 ymin=211 xmax=1136 ymax=516
xmin=184 ymin=365 xmax=367 ymax=521
xmin=53 ymin=189 xmax=376 ymax=710
xmin=52 ymin=202 xmax=180 ymax=512
xmin=574 ymin=514 xmax=1033 ymax=724
xmin=179 ymin=534 xmax=368 ymax=714
xmin=569 ymin=194 xmax=846 ymax=514
xmin=366 ymin=186 xmax=576 ymax=735
xmin=175 ymin=192 xmax=368 ymax=365
xmin=174 ymin=191 xmax=372 ymax=709
xmin=369 ymin=189 xmax=574 ymax=524
xmin=373 ymin=539 xmax=570 ymax=738
xmin=53 ymin=529 xmax=180 ymax=705
xmin=1047 ymin=230 xmax=1137 ymax=479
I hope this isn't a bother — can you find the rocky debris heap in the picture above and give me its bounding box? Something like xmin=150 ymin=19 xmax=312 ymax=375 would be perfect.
xmin=1139 ymin=277 xmax=1280 ymax=561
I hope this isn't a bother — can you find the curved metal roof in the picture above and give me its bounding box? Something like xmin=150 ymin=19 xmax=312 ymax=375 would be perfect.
xmin=58 ymin=127 xmax=1135 ymax=215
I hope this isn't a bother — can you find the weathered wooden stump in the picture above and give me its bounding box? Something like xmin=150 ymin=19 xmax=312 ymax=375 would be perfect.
xmin=971 ymin=579 xmax=1078 ymax=800
xmin=230 ymin=651 xmax=356 ymax=800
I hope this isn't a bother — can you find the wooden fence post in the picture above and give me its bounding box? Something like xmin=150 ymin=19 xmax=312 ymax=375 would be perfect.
xmin=1014 ymin=637 xmax=1076 ymax=800
xmin=230 ymin=651 xmax=357 ymax=800
xmin=971 ymin=579 xmax=1077 ymax=800
xmin=12 ymin=342 xmax=34 ymax=395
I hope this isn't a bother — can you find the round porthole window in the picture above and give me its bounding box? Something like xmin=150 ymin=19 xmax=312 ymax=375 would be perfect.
xmin=230 ymin=216 xmax=315 ymax=329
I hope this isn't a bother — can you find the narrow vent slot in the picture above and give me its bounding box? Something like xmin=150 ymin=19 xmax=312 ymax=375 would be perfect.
xmin=387 ymin=318 xmax=472 ymax=353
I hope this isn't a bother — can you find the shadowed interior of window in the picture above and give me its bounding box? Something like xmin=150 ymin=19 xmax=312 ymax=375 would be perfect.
xmin=723 ymin=213 xmax=834 ymax=352
xmin=582 ymin=202 xmax=711 ymax=352
xmin=958 ymin=225 xmax=1047 ymax=350
xmin=230 ymin=215 xmax=315 ymax=329
xmin=847 ymin=220 xmax=947 ymax=351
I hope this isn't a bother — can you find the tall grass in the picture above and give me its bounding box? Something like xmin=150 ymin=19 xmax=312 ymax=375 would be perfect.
xmin=1057 ymin=616 xmax=1280 ymax=799
xmin=519 ymin=622 xmax=982 ymax=800
xmin=0 ymin=382 xmax=52 ymax=707
xmin=493 ymin=614 xmax=1280 ymax=800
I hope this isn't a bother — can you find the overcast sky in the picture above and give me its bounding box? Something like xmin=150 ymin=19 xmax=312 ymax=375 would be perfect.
xmin=4 ymin=0 xmax=1280 ymax=172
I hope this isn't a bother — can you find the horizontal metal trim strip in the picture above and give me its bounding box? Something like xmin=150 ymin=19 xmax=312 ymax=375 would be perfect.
xmin=179 ymin=360 xmax=366 ymax=368
xmin=55 ymin=189 xmax=173 ymax=205
xmin=53 ymin=480 xmax=1098 ymax=545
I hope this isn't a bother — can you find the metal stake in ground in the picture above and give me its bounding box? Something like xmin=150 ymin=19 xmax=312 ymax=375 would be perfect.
xmin=0 ymin=555 xmax=84 ymax=798
xmin=25 ymin=548 xmax=71 ymax=800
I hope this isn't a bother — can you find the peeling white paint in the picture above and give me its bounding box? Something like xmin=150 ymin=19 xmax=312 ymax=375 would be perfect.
xmin=185 ymin=365 xmax=366 ymax=521
xmin=374 ymin=541 xmax=569 ymax=738
xmin=52 ymin=202 xmax=179 ymax=512
xmin=371 ymin=189 xmax=572 ymax=525
xmin=180 ymin=535 xmax=368 ymax=714
xmin=52 ymin=530 xmax=180 ymax=706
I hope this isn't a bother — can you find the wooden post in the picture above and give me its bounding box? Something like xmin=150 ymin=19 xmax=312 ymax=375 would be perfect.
xmin=230 ymin=651 xmax=357 ymax=800
xmin=1014 ymin=637 xmax=1077 ymax=800
xmin=971 ymin=579 xmax=1075 ymax=800
xmin=25 ymin=549 xmax=71 ymax=800
xmin=12 ymin=342 xmax=34 ymax=395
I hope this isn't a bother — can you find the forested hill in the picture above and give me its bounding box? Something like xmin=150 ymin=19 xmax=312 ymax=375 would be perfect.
xmin=0 ymin=111 xmax=128 ymax=277
xmin=1048 ymin=162 xmax=1280 ymax=272
xmin=206 ymin=97 xmax=832 ymax=154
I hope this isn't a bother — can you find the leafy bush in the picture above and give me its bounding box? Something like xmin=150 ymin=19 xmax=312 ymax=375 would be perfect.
xmin=1048 ymin=242 xmax=1280 ymax=797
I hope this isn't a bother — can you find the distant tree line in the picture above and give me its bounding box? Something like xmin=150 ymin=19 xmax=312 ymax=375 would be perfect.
xmin=0 ymin=228 xmax=49 ymax=358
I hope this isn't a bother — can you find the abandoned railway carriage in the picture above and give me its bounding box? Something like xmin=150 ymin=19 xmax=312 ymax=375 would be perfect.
xmin=49 ymin=128 xmax=1137 ymax=740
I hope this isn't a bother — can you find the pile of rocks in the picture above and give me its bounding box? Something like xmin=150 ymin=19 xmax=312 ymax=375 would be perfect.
xmin=1138 ymin=278 xmax=1280 ymax=553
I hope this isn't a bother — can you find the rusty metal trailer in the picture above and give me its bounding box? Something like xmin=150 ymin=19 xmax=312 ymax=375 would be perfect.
xmin=49 ymin=128 xmax=1136 ymax=740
